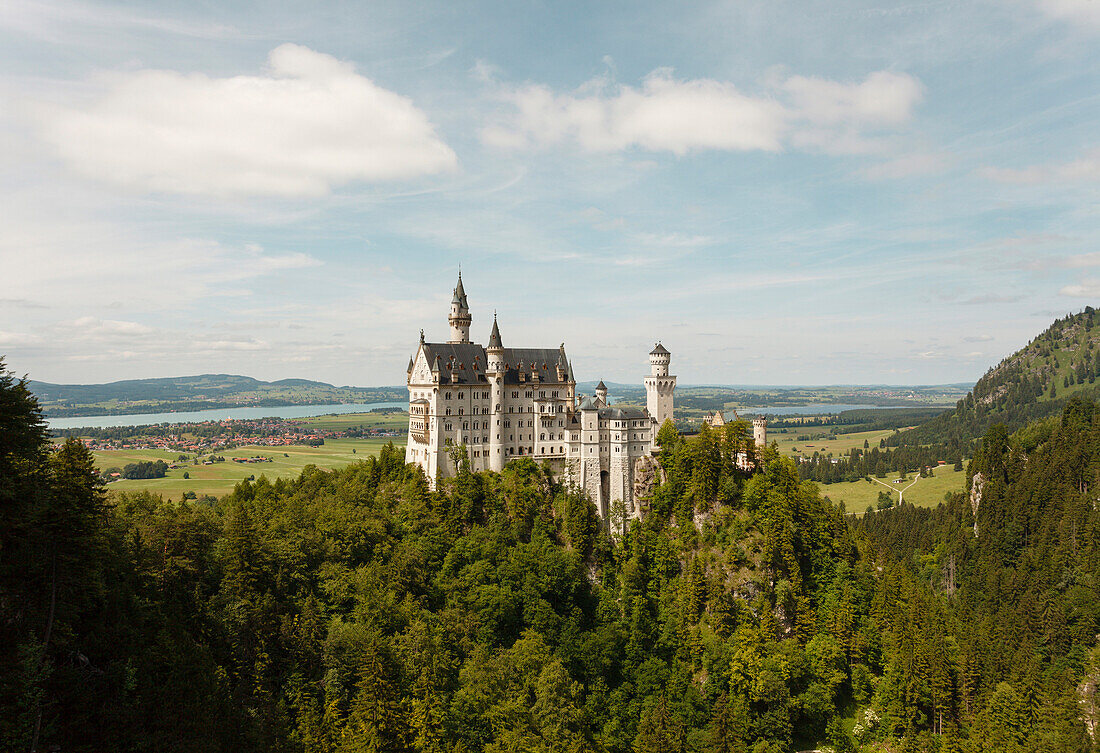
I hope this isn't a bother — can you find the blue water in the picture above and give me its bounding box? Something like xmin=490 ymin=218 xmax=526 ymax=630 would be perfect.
xmin=47 ymin=401 xmax=408 ymax=430
xmin=740 ymin=403 xmax=904 ymax=416
xmin=48 ymin=400 xmax=915 ymax=430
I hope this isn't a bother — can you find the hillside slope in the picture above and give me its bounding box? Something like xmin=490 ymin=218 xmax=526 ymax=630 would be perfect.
xmin=891 ymin=307 xmax=1100 ymax=449
xmin=29 ymin=373 xmax=405 ymax=417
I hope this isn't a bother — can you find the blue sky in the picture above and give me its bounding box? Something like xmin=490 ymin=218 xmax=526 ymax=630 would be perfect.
xmin=1 ymin=0 xmax=1098 ymax=387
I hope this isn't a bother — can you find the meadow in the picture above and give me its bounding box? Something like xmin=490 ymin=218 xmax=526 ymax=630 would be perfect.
xmin=92 ymin=411 xmax=408 ymax=499
xmin=769 ymin=425 xmax=901 ymax=456
xmin=766 ymin=423 xmax=967 ymax=514
xmin=816 ymin=466 xmax=967 ymax=514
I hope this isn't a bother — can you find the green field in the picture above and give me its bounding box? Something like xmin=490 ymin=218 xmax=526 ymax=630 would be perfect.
xmin=770 ymin=426 xmax=900 ymax=457
xmin=813 ymin=465 xmax=967 ymax=514
xmin=296 ymin=410 xmax=408 ymax=431
xmin=92 ymin=411 xmax=408 ymax=499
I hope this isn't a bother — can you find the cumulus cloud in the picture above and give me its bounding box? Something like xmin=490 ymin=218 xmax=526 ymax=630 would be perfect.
xmin=1061 ymin=278 xmax=1100 ymax=297
xmin=482 ymin=68 xmax=923 ymax=157
xmin=70 ymin=317 xmax=154 ymax=337
xmin=1037 ymin=0 xmax=1100 ymax=28
xmin=979 ymin=148 xmax=1100 ymax=184
xmin=0 ymin=330 xmax=40 ymax=346
xmin=38 ymin=44 xmax=457 ymax=197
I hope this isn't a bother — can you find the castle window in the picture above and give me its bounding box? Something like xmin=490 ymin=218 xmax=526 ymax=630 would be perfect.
xmin=552 ymin=391 xmax=558 ymax=398
xmin=444 ymin=392 xmax=451 ymax=400
xmin=512 ymin=391 xmax=519 ymax=398
xmin=525 ymin=391 xmax=532 ymax=398
xmin=458 ymin=392 xmax=464 ymax=399
xmin=540 ymin=391 xmax=546 ymax=398
xmin=445 ymin=408 xmax=451 ymax=416
xmin=540 ymin=433 xmax=545 ymax=440
xmin=458 ymin=408 xmax=463 ymax=415
xmin=462 ymin=422 xmax=469 ymax=430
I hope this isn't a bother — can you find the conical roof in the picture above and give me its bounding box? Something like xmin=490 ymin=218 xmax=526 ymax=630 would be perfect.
xmin=451 ymin=273 xmax=469 ymax=309
xmin=650 ymin=342 xmax=670 ymax=355
xmin=596 ymin=380 xmax=607 ymax=391
xmin=488 ymin=314 xmax=503 ymax=349
xmin=407 ymin=356 xmax=414 ymax=373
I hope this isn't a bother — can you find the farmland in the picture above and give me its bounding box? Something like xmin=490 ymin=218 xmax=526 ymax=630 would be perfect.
xmin=88 ymin=411 xmax=408 ymax=498
xmin=814 ymin=465 xmax=968 ymax=514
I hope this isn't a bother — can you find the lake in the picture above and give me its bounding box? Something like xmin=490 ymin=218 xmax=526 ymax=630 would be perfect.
xmin=47 ymin=402 xmax=408 ymax=430
xmin=739 ymin=403 xmax=917 ymax=415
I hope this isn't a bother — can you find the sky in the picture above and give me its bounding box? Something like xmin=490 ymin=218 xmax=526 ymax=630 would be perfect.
xmin=1 ymin=0 xmax=1098 ymax=388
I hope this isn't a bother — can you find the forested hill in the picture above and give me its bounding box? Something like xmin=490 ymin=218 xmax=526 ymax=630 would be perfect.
xmin=27 ymin=373 xmax=405 ymax=416
xmin=858 ymin=399 xmax=1100 ymax=751
xmin=891 ymin=307 xmax=1100 ymax=450
xmin=4 ymin=357 xmax=1098 ymax=752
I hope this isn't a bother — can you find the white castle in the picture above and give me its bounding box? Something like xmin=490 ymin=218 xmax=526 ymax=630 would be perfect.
xmin=404 ymin=274 xmax=679 ymax=519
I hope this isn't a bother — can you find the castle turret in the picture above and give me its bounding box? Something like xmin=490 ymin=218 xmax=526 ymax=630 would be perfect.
xmin=486 ymin=314 xmax=504 ymax=372
xmin=644 ymin=342 xmax=676 ymax=433
xmin=753 ymin=416 xmax=768 ymax=452
xmin=578 ymin=395 xmax=604 ymax=517
xmin=448 ymin=273 xmax=471 ymax=344
xmin=595 ymin=380 xmax=608 ymax=406
xmin=487 ymin=314 xmax=505 ymax=472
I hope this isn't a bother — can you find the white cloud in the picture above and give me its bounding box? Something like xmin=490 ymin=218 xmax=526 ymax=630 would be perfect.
xmin=782 ymin=71 xmax=924 ymax=127
xmin=70 ymin=317 xmax=154 ymax=337
xmin=1061 ymin=278 xmax=1100 ymax=297
xmin=0 ymin=330 xmax=39 ymax=346
xmin=979 ymin=147 xmax=1100 ymax=184
xmin=189 ymin=339 xmax=270 ymax=351
xmin=37 ymin=44 xmax=457 ymax=197
xmin=1059 ymin=252 xmax=1100 ymax=268
xmin=1037 ymin=0 xmax=1100 ymax=28
xmin=964 ymin=334 xmax=994 ymax=342
xmin=482 ymin=68 xmax=923 ymax=157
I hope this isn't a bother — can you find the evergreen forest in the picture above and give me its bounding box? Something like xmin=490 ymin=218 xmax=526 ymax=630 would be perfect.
xmin=2 ymin=357 xmax=1099 ymax=753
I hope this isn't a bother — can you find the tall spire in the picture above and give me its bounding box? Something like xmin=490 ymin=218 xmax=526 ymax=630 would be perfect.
xmin=452 ymin=272 xmax=468 ymax=310
xmin=488 ymin=312 xmax=502 ymax=349
xmin=448 ymin=271 xmax=472 ymax=344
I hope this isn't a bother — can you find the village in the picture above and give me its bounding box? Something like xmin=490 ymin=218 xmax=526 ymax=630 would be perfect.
xmin=72 ymin=415 xmax=405 ymax=454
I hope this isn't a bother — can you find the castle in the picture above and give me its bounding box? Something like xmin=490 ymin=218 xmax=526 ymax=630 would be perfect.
xmin=405 ymin=274 xmax=763 ymax=521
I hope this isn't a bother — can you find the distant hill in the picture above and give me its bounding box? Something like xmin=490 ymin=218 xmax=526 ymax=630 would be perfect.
xmin=891 ymin=307 xmax=1100 ymax=449
xmin=29 ymin=373 xmax=405 ymax=417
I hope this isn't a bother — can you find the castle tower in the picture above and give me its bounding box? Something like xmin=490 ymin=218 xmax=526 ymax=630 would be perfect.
xmin=448 ymin=273 xmax=471 ymax=344
xmin=753 ymin=416 xmax=768 ymax=452
xmin=644 ymin=342 xmax=676 ymax=431
xmin=578 ymin=395 xmax=604 ymax=517
xmin=487 ymin=314 xmax=505 ymax=472
xmin=594 ymin=380 xmax=608 ymax=406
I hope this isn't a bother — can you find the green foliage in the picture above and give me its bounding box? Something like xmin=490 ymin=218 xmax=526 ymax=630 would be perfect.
xmin=5 ymin=361 xmax=1100 ymax=753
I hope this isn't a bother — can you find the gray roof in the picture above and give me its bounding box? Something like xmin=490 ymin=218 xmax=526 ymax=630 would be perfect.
xmin=595 ymin=380 xmax=607 ymax=391
xmin=650 ymin=342 xmax=670 ymax=356
xmin=419 ymin=342 xmax=574 ymax=385
xmin=599 ymin=406 xmax=650 ymax=420
xmin=451 ymin=274 xmax=469 ymax=309
xmin=578 ymin=396 xmax=600 ymax=411
xmin=488 ymin=316 xmax=502 ymax=349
